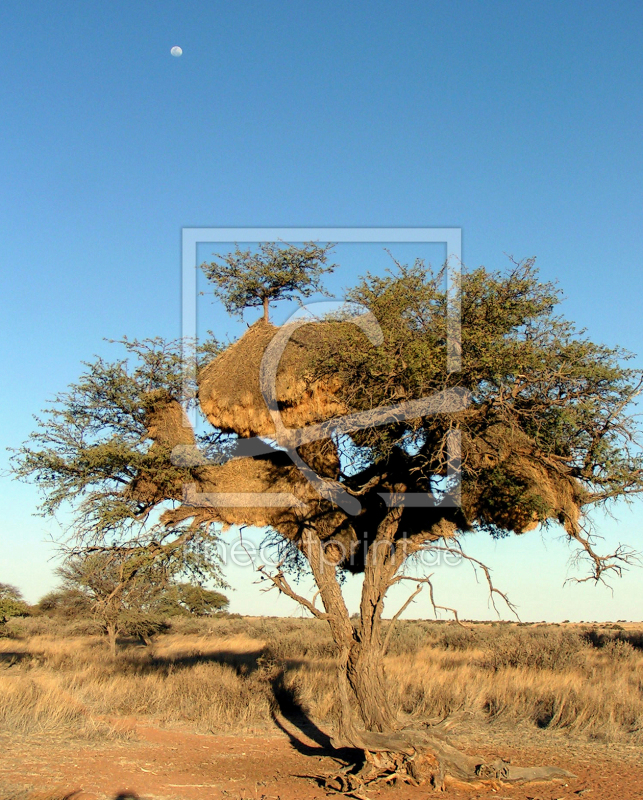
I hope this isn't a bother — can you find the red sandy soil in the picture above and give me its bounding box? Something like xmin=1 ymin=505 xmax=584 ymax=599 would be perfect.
xmin=1 ymin=716 xmax=641 ymax=800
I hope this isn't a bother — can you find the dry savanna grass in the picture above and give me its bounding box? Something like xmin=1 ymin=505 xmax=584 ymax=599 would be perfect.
xmin=1 ymin=615 xmax=642 ymax=745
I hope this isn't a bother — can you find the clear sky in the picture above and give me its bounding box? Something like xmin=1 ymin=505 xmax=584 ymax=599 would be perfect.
xmin=1 ymin=0 xmax=642 ymax=620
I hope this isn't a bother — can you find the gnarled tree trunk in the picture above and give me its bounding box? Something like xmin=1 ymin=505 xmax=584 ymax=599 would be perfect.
xmin=302 ymin=510 xmax=402 ymax=739
xmin=346 ymin=638 xmax=395 ymax=732
xmin=300 ymin=520 xmax=576 ymax=792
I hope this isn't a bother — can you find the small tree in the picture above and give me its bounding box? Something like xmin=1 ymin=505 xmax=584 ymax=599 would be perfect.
xmin=56 ymin=552 xmax=229 ymax=651
xmin=172 ymin=583 xmax=229 ymax=616
xmin=201 ymin=241 xmax=336 ymax=322
xmin=0 ymin=583 xmax=30 ymax=624
xmin=57 ymin=552 xmax=167 ymax=653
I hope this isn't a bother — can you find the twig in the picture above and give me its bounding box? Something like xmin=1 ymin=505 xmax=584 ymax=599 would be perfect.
xmin=388 ymin=574 xmax=462 ymax=626
xmin=382 ymin=581 xmax=423 ymax=654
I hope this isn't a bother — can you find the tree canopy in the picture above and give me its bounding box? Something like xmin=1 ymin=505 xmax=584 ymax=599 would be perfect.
xmin=311 ymin=259 xmax=643 ymax=557
xmin=0 ymin=582 xmax=30 ymax=623
xmin=50 ymin=551 xmax=229 ymax=651
xmin=200 ymin=241 xmax=336 ymax=322
xmin=9 ymin=336 xmax=227 ymax=653
xmin=10 ymin=336 xmax=225 ymax=561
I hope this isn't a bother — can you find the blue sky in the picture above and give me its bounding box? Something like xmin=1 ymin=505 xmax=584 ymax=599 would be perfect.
xmin=1 ymin=0 xmax=642 ymax=620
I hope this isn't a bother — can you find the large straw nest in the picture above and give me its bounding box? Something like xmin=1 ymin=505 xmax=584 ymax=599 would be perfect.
xmin=144 ymin=390 xmax=195 ymax=448
xmin=133 ymin=392 xmax=347 ymax=541
xmin=133 ymin=381 xmax=586 ymax=555
xmin=462 ymin=423 xmax=584 ymax=534
xmin=198 ymin=319 xmax=347 ymax=438
xmin=125 ymin=392 xmax=197 ymax=505
xmin=164 ymin=448 xmax=348 ymax=543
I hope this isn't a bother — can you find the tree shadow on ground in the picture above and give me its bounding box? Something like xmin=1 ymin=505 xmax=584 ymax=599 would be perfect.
xmin=118 ymin=646 xmax=310 ymax=678
xmin=119 ymin=645 xmax=357 ymax=761
xmin=0 ymin=651 xmax=30 ymax=664
xmin=130 ymin=648 xmax=267 ymax=675
xmin=270 ymin=668 xmax=361 ymax=765
xmin=118 ymin=645 xmax=352 ymax=750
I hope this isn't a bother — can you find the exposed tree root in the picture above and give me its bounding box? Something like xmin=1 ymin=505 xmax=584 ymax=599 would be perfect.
xmin=324 ymin=728 xmax=576 ymax=794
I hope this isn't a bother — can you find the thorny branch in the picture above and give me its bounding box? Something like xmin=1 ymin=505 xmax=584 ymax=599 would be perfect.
xmin=256 ymin=561 xmax=330 ymax=620
xmin=225 ymin=526 xmax=331 ymax=622
xmin=565 ymin=524 xmax=640 ymax=589
xmin=423 ymin=542 xmax=520 ymax=619
xmin=382 ymin=568 xmax=469 ymax=654
xmin=382 ymin=582 xmax=423 ymax=655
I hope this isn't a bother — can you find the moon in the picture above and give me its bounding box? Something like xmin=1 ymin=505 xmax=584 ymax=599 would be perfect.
xmin=170 ymin=46 xmax=183 ymax=57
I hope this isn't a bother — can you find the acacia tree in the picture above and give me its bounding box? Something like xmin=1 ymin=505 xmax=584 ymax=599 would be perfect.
xmin=201 ymin=241 xmax=336 ymax=322
xmin=39 ymin=571 xmax=229 ymax=648
xmin=12 ymin=247 xmax=643 ymax=788
xmin=169 ymin=583 xmax=229 ymax=615
xmin=56 ymin=551 xmax=167 ymax=653
xmin=38 ymin=586 xmax=93 ymax=618
xmin=0 ymin=583 xmax=30 ymax=624
xmin=55 ymin=551 xmax=229 ymax=653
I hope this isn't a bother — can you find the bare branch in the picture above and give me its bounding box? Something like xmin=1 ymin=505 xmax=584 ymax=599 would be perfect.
xmin=382 ymin=581 xmax=423 ymax=654
xmin=343 ymin=475 xmax=381 ymax=497
xmin=426 ymin=543 xmax=520 ymax=619
xmin=256 ymin=562 xmax=329 ymax=620
xmin=565 ymin=525 xmax=640 ymax=589
xmin=389 ymin=574 xmax=462 ymax=622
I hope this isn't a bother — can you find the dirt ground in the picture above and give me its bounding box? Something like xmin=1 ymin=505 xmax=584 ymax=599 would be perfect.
xmin=1 ymin=714 xmax=641 ymax=800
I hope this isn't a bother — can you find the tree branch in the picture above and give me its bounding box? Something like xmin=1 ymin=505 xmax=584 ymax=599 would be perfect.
xmin=255 ymin=562 xmax=329 ymax=620
xmin=565 ymin=525 xmax=640 ymax=588
xmin=426 ymin=543 xmax=519 ymax=619
xmin=382 ymin=582 xmax=422 ymax=654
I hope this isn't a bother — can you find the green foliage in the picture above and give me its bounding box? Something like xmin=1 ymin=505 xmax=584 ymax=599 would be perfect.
xmin=201 ymin=241 xmax=336 ymax=321
xmin=172 ymin=583 xmax=229 ymax=615
xmin=9 ymin=337 xmax=226 ymax=582
xmin=474 ymin=465 xmax=553 ymax=539
xmin=0 ymin=583 xmax=30 ymax=623
xmin=10 ymin=337 xmax=219 ymax=532
xmin=316 ymin=258 xmax=643 ymax=519
xmin=10 ymin=254 xmax=643 ymax=600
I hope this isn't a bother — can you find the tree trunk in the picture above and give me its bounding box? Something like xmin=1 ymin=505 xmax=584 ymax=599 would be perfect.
xmin=345 ymin=504 xmax=404 ymax=733
xmin=301 ymin=527 xmax=361 ymax=743
xmin=300 ymin=524 xmax=398 ymax=739
xmin=106 ymin=620 xmax=117 ymax=657
xmin=346 ymin=639 xmax=396 ymax=732
xmin=262 ymin=296 xmax=270 ymax=322
xmin=300 ymin=524 xmax=576 ymax=791
xmin=296 ymin=518 xmax=578 ymax=791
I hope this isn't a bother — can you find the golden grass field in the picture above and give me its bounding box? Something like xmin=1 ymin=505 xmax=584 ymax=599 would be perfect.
xmin=2 ymin=615 xmax=642 ymax=749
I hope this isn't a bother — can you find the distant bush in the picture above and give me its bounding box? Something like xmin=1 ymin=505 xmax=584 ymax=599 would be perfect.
xmin=482 ymin=629 xmax=586 ymax=671
xmin=0 ymin=583 xmax=31 ymax=636
xmin=38 ymin=587 xmax=92 ymax=618
xmin=582 ymin=627 xmax=643 ymax=652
